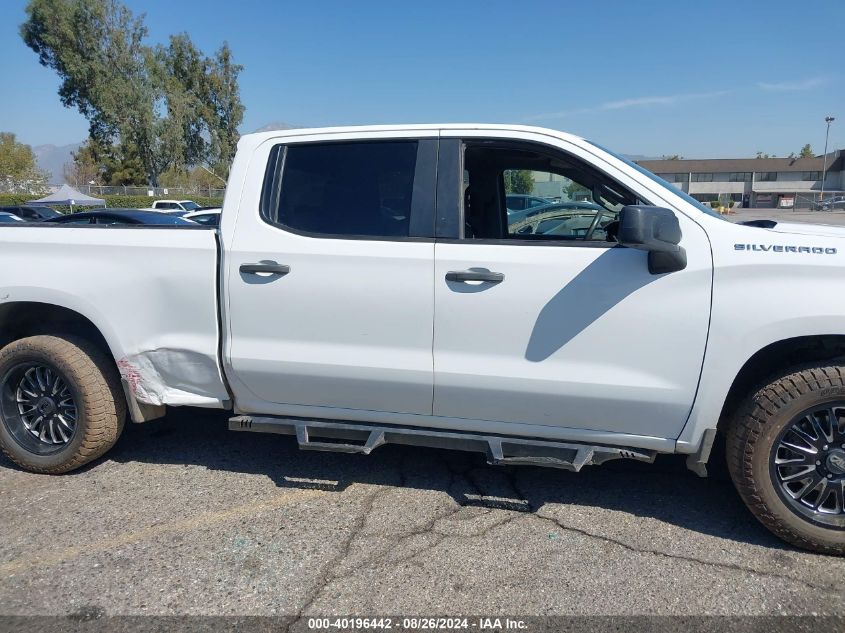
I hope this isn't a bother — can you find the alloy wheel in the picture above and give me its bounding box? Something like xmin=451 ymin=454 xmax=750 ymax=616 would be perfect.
xmin=1 ymin=362 xmax=78 ymax=455
xmin=771 ymin=403 xmax=845 ymax=528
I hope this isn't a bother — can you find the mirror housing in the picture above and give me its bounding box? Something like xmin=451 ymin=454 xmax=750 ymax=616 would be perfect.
xmin=617 ymin=205 xmax=687 ymax=274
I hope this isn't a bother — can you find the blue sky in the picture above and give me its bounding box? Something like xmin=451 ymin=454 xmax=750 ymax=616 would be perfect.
xmin=1 ymin=0 xmax=842 ymax=157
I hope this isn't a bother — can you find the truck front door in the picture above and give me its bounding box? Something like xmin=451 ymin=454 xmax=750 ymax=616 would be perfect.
xmin=432 ymin=135 xmax=713 ymax=440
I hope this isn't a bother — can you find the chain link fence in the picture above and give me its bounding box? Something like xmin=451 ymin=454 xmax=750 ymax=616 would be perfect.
xmin=786 ymin=192 xmax=844 ymax=210
xmin=75 ymin=184 xmax=226 ymax=198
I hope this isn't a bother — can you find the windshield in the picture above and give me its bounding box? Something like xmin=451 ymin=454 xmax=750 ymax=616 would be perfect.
xmin=181 ymin=201 xmax=200 ymax=210
xmin=587 ymin=141 xmax=726 ymax=220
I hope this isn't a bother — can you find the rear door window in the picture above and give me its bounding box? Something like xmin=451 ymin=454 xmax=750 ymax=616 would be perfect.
xmin=262 ymin=141 xmax=425 ymax=239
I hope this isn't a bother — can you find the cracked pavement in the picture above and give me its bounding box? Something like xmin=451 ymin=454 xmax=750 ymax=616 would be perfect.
xmin=0 ymin=409 xmax=843 ymax=618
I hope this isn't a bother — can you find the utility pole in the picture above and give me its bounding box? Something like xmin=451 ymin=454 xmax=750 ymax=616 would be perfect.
xmin=820 ymin=116 xmax=835 ymax=205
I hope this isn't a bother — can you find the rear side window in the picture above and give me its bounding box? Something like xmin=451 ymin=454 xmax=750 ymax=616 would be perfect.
xmin=262 ymin=141 xmax=419 ymax=238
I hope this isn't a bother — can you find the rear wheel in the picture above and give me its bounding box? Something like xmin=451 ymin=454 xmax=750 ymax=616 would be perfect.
xmin=0 ymin=335 xmax=125 ymax=474
xmin=727 ymin=364 xmax=845 ymax=555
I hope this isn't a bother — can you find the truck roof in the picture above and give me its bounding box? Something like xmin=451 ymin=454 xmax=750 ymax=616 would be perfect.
xmin=239 ymin=124 xmax=585 ymax=146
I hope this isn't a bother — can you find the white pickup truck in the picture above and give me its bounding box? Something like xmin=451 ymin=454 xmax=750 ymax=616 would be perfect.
xmin=147 ymin=199 xmax=201 ymax=213
xmin=1 ymin=124 xmax=844 ymax=554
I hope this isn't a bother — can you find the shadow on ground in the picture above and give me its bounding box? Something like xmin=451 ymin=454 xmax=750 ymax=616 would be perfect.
xmin=1 ymin=407 xmax=788 ymax=551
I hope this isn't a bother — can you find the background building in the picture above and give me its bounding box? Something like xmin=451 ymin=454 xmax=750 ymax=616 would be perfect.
xmin=636 ymin=151 xmax=844 ymax=208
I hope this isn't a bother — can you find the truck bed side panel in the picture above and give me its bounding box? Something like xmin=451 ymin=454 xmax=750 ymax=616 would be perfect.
xmin=0 ymin=226 xmax=228 ymax=408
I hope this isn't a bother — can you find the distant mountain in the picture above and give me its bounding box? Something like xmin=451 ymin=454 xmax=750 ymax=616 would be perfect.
xmin=33 ymin=142 xmax=83 ymax=184
xmin=253 ymin=121 xmax=302 ymax=132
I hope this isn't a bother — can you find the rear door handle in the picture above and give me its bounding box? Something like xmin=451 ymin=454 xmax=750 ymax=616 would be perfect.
xmin=239 ymin=262 xmax=291 ymax=276
xmin=445 ymin=270 xmax=504 ymax=284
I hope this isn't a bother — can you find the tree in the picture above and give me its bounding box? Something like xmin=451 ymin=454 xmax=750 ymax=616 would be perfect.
xmin=63 ymin=138 xmax=146 ymax=186
xmin=205 ymin=43 xmax=245 ymax=176
xmin=662 ymin=154 xmax=683 ymax=160
xmin=21 ymin=0 xmax=244 ymax=186
xmin=155 ymin=34 xmax=244 ymax=178
xmin=503 ymin=170 xmax=534 ymax=194
xmin=564 ymin=180 xmax=588 ymax=199
xmin=101 ymin=141 xmax=147 ymax=185
xmin=799 ymin=144 xmax=814 ymax=158
xmin=62 ymin=143 xmax=99 ymax=186
xmin=159 ymin=165 xmax=226 ymax=191
xmin=0 ymin=132 xmax=48 ymax=194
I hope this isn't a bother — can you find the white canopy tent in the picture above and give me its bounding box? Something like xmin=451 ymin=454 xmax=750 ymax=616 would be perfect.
xmin=27 ymin=185 xmax=106 ymax=211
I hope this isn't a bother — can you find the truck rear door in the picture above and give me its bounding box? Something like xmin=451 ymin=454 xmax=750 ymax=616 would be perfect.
xmin=224 ymin=133 xmax=438 ymax=416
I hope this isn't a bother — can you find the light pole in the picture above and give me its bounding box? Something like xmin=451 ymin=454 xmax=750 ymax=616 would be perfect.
xmin=820 ymin=115 xmax=835 ymax=205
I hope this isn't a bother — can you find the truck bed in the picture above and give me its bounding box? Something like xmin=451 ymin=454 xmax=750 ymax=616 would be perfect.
xmin=0 ymin=225 xmax=229 ymax=408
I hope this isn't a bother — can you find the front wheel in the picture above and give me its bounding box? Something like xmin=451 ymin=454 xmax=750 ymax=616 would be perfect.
xmin=0 ymin=335 xmax=125 ymax=474
xmin=727 ymin=364 xmax=845 ymax=555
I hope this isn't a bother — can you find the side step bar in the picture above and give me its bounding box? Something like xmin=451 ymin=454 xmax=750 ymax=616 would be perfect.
xmin=229 ymin=415 xmax=656 ymax=472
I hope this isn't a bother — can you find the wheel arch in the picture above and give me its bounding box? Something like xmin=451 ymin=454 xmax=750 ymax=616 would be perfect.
xmin=716 ymin=335 xmax=845 ymax=435
xmin=0 ymin=300 xmax=118 ymax=361
xmin=682 ymin=335 xmax=845 ymax=476
xmin=0 ymin=299 xmax=161 ymax=423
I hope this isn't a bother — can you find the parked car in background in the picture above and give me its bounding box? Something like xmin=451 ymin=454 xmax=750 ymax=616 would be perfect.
xmin=184 ymin=209 xmax=221 ymax=226
xmin=148 ymin=199 xmax=201 ymax=213
xmin=44 ymin=209 xmax=198 ymax=225
xmin=818 ymin=196 xmax=845 ymax=211
xmin=505 ymin=194 xmax=551 ymax=212
xmin=0 ymin=205 xmax=61 ymax=221
xmin=0 ymin=211 xmax=25 ymax=223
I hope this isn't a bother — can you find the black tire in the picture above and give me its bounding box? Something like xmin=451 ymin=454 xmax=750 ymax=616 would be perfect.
xmin=0 ymin=335 xmax=125 ymax=474
xmin=726 ymin=363 xmax=845 ymax=555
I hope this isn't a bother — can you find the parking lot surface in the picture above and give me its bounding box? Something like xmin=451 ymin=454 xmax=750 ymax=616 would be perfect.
xmin=1 ymin=409 xmax=844 ymax=618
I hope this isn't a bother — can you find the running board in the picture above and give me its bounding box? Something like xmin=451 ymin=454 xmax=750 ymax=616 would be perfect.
xmin=229 ymin=416 xmax=656 ymax=472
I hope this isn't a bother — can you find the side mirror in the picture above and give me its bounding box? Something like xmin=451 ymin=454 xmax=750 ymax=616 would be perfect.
xmin=617 ymin=205 xmax=687 ymax=274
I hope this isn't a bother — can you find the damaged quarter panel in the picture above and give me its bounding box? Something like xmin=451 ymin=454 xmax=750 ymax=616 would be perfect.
xmin=0 ymin=225 xmax=229 ymax=408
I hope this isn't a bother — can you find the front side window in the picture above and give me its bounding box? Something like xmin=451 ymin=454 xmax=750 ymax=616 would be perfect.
xmin=463 ymin=142 xmax=641 ymax=243
xmin=263 ymin=141 xmax=418 ymax=238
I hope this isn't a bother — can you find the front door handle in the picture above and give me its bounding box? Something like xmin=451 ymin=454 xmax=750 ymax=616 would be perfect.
xmin=239 ymin=262 xmax=290 ymax=276
xmin=445 ymin=270 xmax=504 ymax=284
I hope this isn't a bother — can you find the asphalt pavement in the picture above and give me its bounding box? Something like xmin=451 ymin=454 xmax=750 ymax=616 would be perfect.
xmin=1 ymin=409 xmax=843 ymax=620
